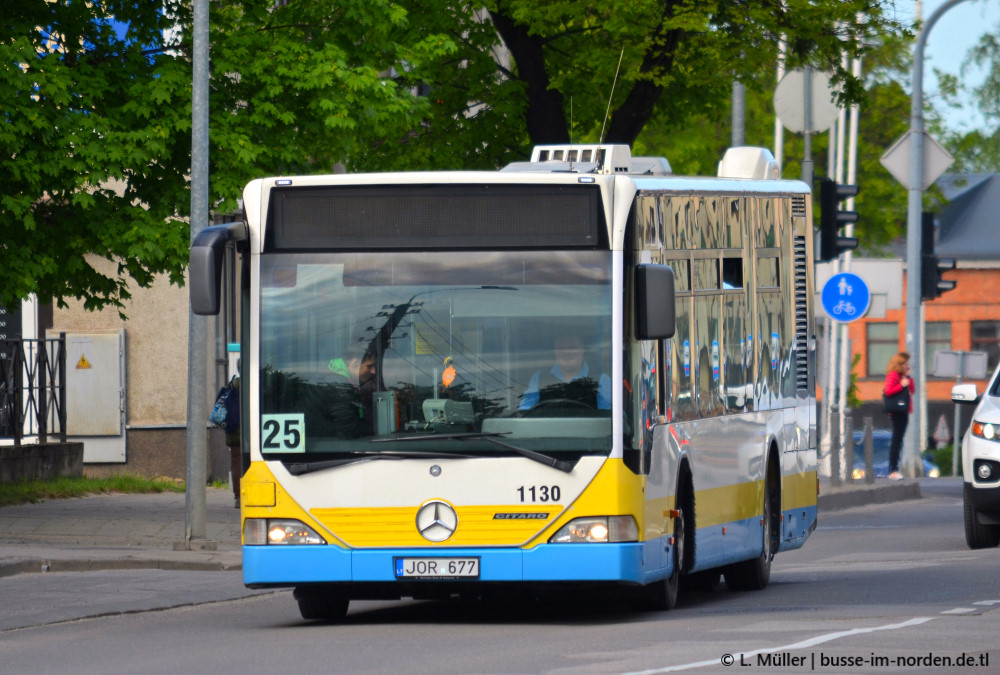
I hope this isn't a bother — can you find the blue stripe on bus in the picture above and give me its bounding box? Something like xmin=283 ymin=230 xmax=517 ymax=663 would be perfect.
xmin=690 ymin=504 xmax=818 ymax=572
xmin=243 ymin=542 xmax=649 ymax=586
xmin=779 ymin=504 xmax=817 ymax=552
xmin=692 ymin=514 xmax=762 ymax=570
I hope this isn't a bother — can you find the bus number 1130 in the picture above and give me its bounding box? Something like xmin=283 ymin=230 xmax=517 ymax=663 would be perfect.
xmin=518 ymin=485 xmax=561 ymax=502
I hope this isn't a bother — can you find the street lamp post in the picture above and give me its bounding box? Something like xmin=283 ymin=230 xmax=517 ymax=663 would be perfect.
xmin=183 ymin=0 xmax=212 ymax=548
xmin=902 ymin=0 xmax=970 ymax=477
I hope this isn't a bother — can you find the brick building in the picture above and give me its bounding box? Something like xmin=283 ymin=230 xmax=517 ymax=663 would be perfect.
xmin=845 ymin=174 xmax=1000 ymax=441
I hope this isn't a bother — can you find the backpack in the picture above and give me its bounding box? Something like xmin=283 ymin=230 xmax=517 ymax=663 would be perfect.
xmin=210 ymin=377 xmax=240 ymax=433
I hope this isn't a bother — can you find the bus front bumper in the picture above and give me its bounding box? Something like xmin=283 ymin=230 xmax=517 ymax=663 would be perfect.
xmin=243 ymin=542 xmax=650 ymax=587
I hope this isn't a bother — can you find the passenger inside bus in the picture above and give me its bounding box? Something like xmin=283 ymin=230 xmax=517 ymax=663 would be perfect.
xmin=321 ymin=340 xmax=377 ymax=438
xmin=518 ymin=333 xmax=612 ymax=414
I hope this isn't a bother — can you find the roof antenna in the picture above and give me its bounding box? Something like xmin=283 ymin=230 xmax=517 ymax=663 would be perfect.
xmin=599 ymin=47 xmax=625 ymax=144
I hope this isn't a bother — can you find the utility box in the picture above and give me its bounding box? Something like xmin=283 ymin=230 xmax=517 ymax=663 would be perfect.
xmin=59 ymin=330 xmax=127 ymax=462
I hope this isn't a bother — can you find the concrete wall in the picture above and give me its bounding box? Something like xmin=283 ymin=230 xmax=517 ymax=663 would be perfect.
xmin=53 ymin=255 xmax=228 ymax=481
xmin=0 ymin=442 xmax=84 ymax=483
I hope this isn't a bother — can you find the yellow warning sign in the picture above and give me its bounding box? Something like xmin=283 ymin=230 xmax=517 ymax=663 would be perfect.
xmin=76 ymin=355 xmax=92 ymax=369
xmin=414 ymin=326 xmax=448 ymax=356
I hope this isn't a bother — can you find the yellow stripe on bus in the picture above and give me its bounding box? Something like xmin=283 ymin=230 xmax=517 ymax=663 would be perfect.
xmin=693 ymin=481 xmax=765 ymax=529
xmin=313 ymin=459 xmax=646 ymax=548
xmin=782 ymin=470 xmax=818 ymax=511
xmin=642 ymin=470 xmax=817 ymax=540
xmin=311 ymin=504 xmax=563 ymax=547
xmin=696 ymin=471 xmax=817 ymax=529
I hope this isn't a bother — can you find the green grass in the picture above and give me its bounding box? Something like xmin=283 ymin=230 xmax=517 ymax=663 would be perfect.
xmin=0 ymin=474 xmax=186 ymax=507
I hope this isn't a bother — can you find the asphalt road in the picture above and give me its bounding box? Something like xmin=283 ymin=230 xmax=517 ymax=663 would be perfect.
xmin=3 ymin=477 xmax=997 ymax=674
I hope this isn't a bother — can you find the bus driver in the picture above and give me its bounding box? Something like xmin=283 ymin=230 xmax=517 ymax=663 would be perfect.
xmin=519 ymin=333 xmax=612 ymax=412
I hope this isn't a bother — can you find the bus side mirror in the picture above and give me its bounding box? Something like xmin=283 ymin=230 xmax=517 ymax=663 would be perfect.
xmin=635 ymin=264 xmax=675 ymax=340
xmin=190 ymin=223 xmax=246 ymax=316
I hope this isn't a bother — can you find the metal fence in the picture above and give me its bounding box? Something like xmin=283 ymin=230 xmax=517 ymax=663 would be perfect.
xmin=0 ymin=335 xmax=67 ymax=445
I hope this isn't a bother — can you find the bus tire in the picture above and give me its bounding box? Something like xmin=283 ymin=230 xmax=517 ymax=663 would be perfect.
xmin=293 ymin=587 xmax=350 ymax=621
xmin=964 ymin=483 xmax=1000 ymax=549
xmin=724 ymin=455 xmax=779 ymax=591
xmin=635 ymin=473 xmax=691 ymax=611
xmin=635 ymin=511 xmax=682 ymax=611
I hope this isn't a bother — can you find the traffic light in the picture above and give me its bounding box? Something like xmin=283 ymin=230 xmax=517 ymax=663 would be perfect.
xmin=920 ymin=212 xmax=957 ymax=301
xmin=818 ymin=178 xmax=859 ymax=262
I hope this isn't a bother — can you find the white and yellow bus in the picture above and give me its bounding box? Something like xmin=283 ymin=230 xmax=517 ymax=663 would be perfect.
xmin=191 ymin=144 xmax=817 ymax=620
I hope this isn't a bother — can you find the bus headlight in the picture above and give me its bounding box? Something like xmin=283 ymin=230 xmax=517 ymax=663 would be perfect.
xmin=549 ymin=516 xmax=639 ymax=543
xmin=244 ymin=519 xmax=326 ymax=545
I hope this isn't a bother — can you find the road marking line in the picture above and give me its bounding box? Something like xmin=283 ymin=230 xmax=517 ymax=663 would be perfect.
xmin=941 ymin=608 xmax=976 ymax=614
xmin=622 ymin=617 xmax=936 ymax=674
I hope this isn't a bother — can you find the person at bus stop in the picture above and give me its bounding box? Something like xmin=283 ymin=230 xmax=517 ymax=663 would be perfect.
xmin=883 ymin=351 xmax=915 ymax=481
xmin=324 ymin=340 xmax=377 ymax=437
xmin=212 ymin=364 xmax=242 ymax=508
xmin=519 ymin=333 xmax=612 ymax=412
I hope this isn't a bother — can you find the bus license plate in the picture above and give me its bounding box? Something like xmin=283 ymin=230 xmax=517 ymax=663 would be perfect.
xmin=394 ymin=557 xmax=480 ymax=579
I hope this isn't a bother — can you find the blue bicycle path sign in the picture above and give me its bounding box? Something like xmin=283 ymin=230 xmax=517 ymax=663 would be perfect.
xmin=821 ymin=272 xmax=871 ymax=323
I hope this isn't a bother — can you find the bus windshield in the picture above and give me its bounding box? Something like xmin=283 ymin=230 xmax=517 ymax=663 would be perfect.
xmin=259 ymin=250 xmax=613 ymax=464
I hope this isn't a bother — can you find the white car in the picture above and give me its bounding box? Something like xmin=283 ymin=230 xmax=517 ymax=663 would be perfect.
xmin=952 ymin=365 xmax=1000 ymax=549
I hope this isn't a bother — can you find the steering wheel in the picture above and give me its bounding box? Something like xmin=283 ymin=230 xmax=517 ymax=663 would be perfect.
xmin=520 ymin=398 xmax=597 ymax=417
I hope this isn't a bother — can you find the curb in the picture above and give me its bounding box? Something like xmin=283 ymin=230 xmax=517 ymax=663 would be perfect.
xmin=818 ymin=480 xmax=922 ymax=512
xmin=0 ymin=554 xmax=242 ymax=578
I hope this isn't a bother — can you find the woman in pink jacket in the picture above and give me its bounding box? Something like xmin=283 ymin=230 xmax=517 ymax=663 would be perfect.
xmin=884 ymin=351 xmax=915 ymax=480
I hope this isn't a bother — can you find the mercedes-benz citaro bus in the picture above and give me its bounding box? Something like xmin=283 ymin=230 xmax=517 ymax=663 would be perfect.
xmin=190 ymin=144 xmax=818 ymax=621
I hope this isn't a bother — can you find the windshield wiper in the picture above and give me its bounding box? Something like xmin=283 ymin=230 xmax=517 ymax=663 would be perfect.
xmin=371 ymin=432 xmax=576 ymax=473
xmin=286 ymin=450 xmax=478 ymax=476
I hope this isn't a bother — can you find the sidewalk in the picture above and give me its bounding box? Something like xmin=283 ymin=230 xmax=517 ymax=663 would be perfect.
xmin=0 ymin=487 xmax=241 ymax=578
xmin=0 ymin=478 xmax=920 ymax=579
xmin=818 ymin=475 xmax=922 ymax=512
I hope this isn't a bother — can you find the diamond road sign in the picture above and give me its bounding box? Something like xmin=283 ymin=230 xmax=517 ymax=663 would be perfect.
xmin=880 ymin=130 xmax=954 ymax=190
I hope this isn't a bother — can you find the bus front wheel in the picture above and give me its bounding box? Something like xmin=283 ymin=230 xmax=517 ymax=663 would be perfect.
xmin=635 ymin=473 xmax=691 ymax=611
xmin=635 ymin=507 xmax=683 ymax=611
xmin=293 ymin=587 xmax=349 ymax=622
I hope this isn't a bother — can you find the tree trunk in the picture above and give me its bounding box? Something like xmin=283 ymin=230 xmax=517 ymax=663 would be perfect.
xmin=488 ymin=8 xmax=569 ymax=145
xmin=605 ymin=13 xmax=682 ymax=145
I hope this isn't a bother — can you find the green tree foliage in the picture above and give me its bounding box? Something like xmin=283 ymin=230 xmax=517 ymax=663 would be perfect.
xmin=1 ymin=0 xmax=454 ymax=313
xmin=205 ymin=1 xmax=457 ymax=201
xmin=634 ymin=18 xmax=915 ymax=253
xmin=940 ymin=30 xmax=1000 ymax=172
xmin=2 ymin=0 xmax=910 ymax=313
xmin=849 ymin=34 xmax=918 ymax=253
xmin=2 ymin=1 xmax=191 ymax=312
xmin=364 ymin=0 xmax=908 ymax=170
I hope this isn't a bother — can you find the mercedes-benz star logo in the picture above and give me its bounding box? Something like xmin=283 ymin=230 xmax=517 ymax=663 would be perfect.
xmin=415 ymin=500 xmax=458 ymax=542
